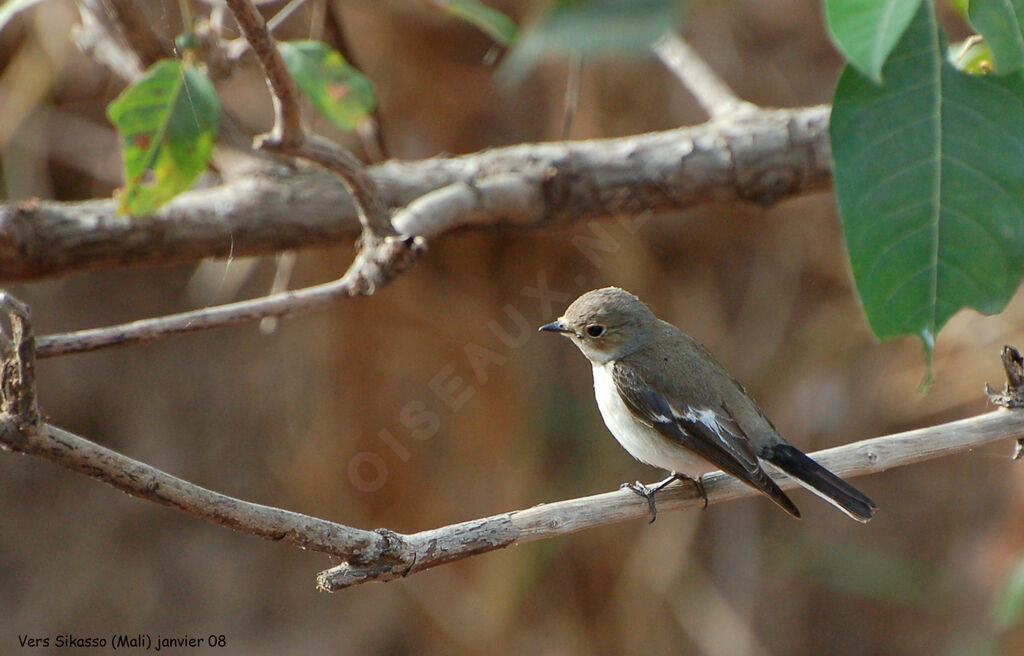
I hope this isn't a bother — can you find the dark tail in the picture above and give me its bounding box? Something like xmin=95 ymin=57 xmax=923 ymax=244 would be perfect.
xmin=763 ymin=444 xmax=877 ymax=522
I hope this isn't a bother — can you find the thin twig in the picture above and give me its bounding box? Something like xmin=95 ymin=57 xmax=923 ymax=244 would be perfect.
xmin=266 ymin=0 xmax=310 ymax=33
xmin=560 ymin=51 xmax=583 ymax=139
xmin=22 ymin=422 xmax=393 ymax=557
xmin=221 ymin=0 xmax=396 ymax=239
xmin=0 ymin=296 xmax=391 ymax=558
xmin=33 ymin=233 xmax=424 ymax=357
xmin=653 ymin=33 xmax=757 ymax=120
xmin=73 ymin=0 xmax=144 ymax=81
xmin=220 ymin=0 xmax=414 ymax=306
xmin=259 ymin=250 xmax=298 ymax=333
xmin=293 ymin=134 xmax=395 ymax=237
xmin=223 ymin=0 xmax=305 ymax=150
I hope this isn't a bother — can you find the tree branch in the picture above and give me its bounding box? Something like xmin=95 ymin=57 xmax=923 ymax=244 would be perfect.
xmin=13 ymin=102 xmax=826 ymax=357
xmin=212 ymin=0 xmax=421 ymax=307
xmin=2 ymin=294 xmax=1022 ymax=593
xmin=0 ymin=105 xmax=831 ymax=282
xmin=317 ymin=408 xmax=1024 ymax=590
xmin=34 ymin=236 xmax=420 ymax=357
xmin=5 ymin=15 xmax=827 ymax=358
xmin=654 ymin=33 xmax=757 ymax=120
xmin=222 ymin=0 xmax=396 ymax=241
xmin=223 ymin=0 xmax=305 ymax=151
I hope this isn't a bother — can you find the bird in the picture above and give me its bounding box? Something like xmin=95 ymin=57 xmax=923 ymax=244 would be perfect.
xmin=539 ymin=286 xmax=876 ymax=523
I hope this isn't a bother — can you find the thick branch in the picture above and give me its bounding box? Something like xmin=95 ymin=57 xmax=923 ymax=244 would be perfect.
xmin=0 ymin=105 xmax=831 ymax=281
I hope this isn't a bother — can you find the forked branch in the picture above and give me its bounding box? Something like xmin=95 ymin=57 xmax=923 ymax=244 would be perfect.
xmin=220 ymin=0 xmax=423 ymax=289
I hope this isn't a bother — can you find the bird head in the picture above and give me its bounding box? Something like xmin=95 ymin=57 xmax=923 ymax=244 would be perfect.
xmin=539 ymin=287 xmax=654 ymax=364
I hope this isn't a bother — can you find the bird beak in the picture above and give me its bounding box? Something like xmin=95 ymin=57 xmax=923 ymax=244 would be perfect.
xmin=538 ymin=319 xmax=570 ymax=334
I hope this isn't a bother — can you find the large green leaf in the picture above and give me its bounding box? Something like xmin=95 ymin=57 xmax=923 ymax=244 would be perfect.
xmin=427 ymin=0 xmax=517 ymax=45
xmin=831 ymin=0 xmax=1024 ymax=353
xmin=278 ymin=40 xmax=375 ymax=132
xmin=824 ymin=0 xmax=922 ymax=83
xmin=500 ymin=0 xmax=687 ymax=81
xmin=968 ymin=0 xmax=1024 ymax=73
xmin=107 ymin=58 xmax=220 ymax=216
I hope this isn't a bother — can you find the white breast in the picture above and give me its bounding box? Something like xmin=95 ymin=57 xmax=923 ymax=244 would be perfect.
xmin=591 ymin=361 xmax=712 ymax=477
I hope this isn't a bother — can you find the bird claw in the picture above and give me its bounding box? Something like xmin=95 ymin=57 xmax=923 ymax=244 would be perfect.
xmin=692 ymin=475 xmax=708 ymax=509
xmin=621 ymin=480 xmax=660 ymax=523
xmin=621 ymin=473 xmax=708 ymax=523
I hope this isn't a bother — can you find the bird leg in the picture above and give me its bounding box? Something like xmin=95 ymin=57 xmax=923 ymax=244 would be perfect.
xmin=621 ymin=472 xmax=707 ymax=523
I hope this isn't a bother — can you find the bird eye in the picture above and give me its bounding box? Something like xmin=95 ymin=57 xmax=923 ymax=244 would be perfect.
xmin=586 ymin=324 xmax=605 ymax=338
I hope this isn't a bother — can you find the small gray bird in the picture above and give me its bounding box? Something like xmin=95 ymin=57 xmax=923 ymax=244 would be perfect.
xmin=540 ymin=286 xmax=876 ymax=523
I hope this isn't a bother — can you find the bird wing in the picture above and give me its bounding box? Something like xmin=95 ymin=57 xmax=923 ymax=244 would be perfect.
xmin=612 ymin=360 xmax=800 ymax=517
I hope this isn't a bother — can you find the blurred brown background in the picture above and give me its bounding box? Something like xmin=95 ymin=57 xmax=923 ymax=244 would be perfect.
xmin=2 ymin=1 xmax=1024 ymax=654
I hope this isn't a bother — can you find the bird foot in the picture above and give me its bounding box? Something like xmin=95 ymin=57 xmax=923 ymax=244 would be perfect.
xmin=621 ymin=480 xmax=661 ymax=523
xmin=621 ymin=473 xmax=708 ymax=523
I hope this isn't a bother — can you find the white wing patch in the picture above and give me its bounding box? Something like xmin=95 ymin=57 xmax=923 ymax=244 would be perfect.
xmin=678 ymin=407 xmax=735 ymax=449
xmin=672 ymin=404 xmax=757 ymax=471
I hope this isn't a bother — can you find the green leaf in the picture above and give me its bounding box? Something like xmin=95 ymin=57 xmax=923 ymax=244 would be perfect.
xmin=0 ymin=0 xmax=48 ymax=34
xmin=968 ymin=0 xmax=1024 ymax=73
xmin=831 ymin=0 xmax=1024 ymax=354
xmin=107 ymin=58 xmax=220 ymax=216
xmin=278 ymin=40 xmax=376 ymax=132
xmin=824 ymin=0 xmax=922 ymax=83
xmin=428 ymin=0 xmax=517 ymax=45
xmin=993 ymin=555 xmax=1024 ymax=628
xmin=500 ymin=0 xmax=687 ymax=82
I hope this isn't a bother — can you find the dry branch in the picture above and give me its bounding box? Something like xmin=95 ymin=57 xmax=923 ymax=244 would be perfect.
xmin=0 ymin=23 xmax=832 ymax=358
xmin=0 ymin=104 xmax=830 ymax=282
xmin=2 ymin=294 xmax=1022 ymax=592
xmin=222 ymin=0 xmax=400 ymax=243
xmin=25 ymin=101 xmax=823 ymax=357
xmin=317 ymin=409 xmax=1024 ymax=590
xmin=33 ymin=233 xmax=421 ymax=357
xmin=653 ymin=33 xmax=756 ymax=120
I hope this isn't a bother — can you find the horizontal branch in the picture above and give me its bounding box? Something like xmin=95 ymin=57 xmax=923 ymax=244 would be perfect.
xmin=317 ymin=408 xmax=1024 ymax=590
xmin=0 ymin=105 xmax=831 ymax=281
xmin=33 ymin=233 xmax=424 ymax=357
